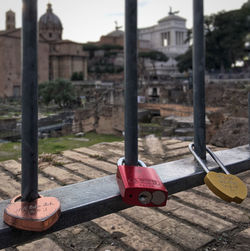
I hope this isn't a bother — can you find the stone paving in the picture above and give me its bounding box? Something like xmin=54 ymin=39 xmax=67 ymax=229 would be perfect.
xmin=0 ymin=137 xmax=250 ymax=250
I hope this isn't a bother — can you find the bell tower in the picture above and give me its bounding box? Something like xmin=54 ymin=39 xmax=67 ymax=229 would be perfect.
xmin=6 ymin=10 xmax=16 ymax=30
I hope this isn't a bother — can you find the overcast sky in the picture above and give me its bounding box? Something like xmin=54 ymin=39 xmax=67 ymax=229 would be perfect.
xmin=0 ymin=0 xmax=247 ymax=43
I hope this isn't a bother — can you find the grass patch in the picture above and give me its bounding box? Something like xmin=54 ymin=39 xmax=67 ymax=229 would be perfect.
xmin=0 ymin=132 xmax=122 ymax=162
xmin=0 ymin=143 xmax=21 ymax=161
xmin=139 ymin=123 xmax=163 ymax=137
xmin=139 ymin=123 xmax=162 ymax=128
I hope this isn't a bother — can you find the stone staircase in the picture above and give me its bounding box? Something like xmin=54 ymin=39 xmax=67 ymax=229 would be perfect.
xmin=162 ymin=115 xmax=194 ymax=137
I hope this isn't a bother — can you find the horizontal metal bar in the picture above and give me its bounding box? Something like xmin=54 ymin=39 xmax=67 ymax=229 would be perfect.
xmin=0 ymin=145 xmax=249 ymax=249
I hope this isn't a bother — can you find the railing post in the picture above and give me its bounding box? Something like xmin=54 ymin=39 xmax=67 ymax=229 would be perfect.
xmin=125 ymin=0 xmax=138 ymax=166
xmin=193 ymin=0 xmax=206 ymax=160
xmin=21 ymin=0 xmax=39 ymax=202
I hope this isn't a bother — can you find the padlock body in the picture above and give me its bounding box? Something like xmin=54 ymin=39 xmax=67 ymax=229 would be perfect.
xmin=204 ymin=171 xmax=247 ymax=204
xmin=4 ymin=196 xmax=61 ymax=231
xmin=116 ymin=165 xmax=168 ymax=207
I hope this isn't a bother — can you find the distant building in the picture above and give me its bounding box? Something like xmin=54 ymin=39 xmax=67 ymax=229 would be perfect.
xmin=97 ymin=24 xmax=124 ymax=47
xmin=85 ymin=24 xmax=125 ymax=82
xmin=138 ymin=9 xmax=189 ymax=76
xmin=91 ymin=10 xmax=189 ymax=78
xmin=96 ymin=23 xmax=150 ymax=50
xmin=0 ymin=4 xmax=88 ymax=98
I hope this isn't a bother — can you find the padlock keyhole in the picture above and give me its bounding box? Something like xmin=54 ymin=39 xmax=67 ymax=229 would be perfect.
xmin=139 ymin=195 xmax=147 ymax=203
xmin=138 ymin=191 xmax=152 ymax=204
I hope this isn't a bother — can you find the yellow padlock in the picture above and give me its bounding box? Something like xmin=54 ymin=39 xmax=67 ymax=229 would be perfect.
xmin=189 ymin=144 xmax=247 ymax=204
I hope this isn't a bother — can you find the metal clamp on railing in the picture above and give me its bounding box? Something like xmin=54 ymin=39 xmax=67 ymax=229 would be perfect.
xmin=189 ymin=143 xmax=248 ymax=203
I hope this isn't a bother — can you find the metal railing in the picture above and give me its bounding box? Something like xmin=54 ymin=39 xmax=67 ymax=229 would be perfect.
xmin=0 ymin=145 xmax=249 ymax=249
xmin=193 ymin=0 xmax=206 ymax=160
xmin=21 ymin=0 xmax=39 ymax=202
xmin=0 ymin=0 xmax=249 ymax=249
xmin=125 ymin=0 xmax=138 ymax=166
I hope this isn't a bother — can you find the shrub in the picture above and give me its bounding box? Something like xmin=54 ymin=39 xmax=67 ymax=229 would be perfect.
xmin=39 ymin=79 xmax=77 ymax=108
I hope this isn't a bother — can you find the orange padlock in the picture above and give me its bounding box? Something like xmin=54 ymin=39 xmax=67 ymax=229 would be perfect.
xmin=4 ymin=195 xmax=61 ymax=231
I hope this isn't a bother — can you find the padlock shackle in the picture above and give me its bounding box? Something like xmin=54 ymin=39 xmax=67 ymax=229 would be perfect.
xmin=205 ymin=147 xmax=230 ymax=174
xmin=117 ymin=157 xmax=146 ymax=167
xmin=189 ymin=143 xmax=230 ymax=175
xmin=189 ymin=143 xmax=210 ymax=173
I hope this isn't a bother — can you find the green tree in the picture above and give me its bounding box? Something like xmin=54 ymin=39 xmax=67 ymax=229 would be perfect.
xmin=176 ymin=48 xmax=193 ymax=72
xmin=82 ymin=43 xmax=99 ymax=59
xmin=100 ymin=44 xmax=123 ymax=50
xmin=39 ymin=79 xmax=77 ymax=108
xmin=38 ymin=82 xmax=55 ymax=106
xmin=71 ymin=72 xmax=84 ymax=81
xmin=83 ymin=43 xmax=123 ymax=59
xmin=176 ymin=2 xmax=250 ymax=72
xmin=138 ymin=50 xmax=169 ymax=79
xmin=139 ymin=51 xmax=168 ymax=62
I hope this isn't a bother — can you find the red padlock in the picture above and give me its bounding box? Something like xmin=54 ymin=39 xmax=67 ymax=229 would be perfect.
xmin=116 ymin=158 xmax=168 ymax=207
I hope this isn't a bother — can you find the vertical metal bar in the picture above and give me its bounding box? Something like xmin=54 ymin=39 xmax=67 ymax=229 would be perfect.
xmin=248 ymin=92 xmax=250 ymax=147
xmin=124 ymin=0 xmax=138 ymax=166
xmin=193 ymin=0 xmax=206 ymax=160
xmin=21 ymin=0 xmax=39 ymax=202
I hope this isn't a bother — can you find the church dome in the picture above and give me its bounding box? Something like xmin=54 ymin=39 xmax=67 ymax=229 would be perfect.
xmin=39 ymin=3 xmax=62 ymax=41
xmin=39 ymin=3 xmax=62 ymax=30
xmin=107 ymin=29 xmax=124 ymax=37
